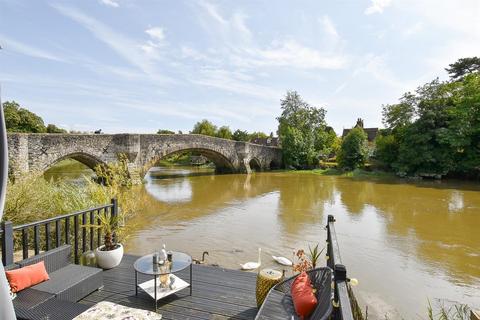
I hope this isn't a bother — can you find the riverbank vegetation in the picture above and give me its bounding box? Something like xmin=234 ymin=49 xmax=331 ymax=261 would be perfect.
xmin=278 ymin=57 xmax=480 ymax=180
xmin=4 ymin=156 xmax=140 ymax=226
xmin=374 ymin=58 xmax=480 ymax=179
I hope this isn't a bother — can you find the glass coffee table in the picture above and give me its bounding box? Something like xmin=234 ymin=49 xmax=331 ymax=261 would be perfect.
xmin=134 ymin=251 xmax=192 ymax=311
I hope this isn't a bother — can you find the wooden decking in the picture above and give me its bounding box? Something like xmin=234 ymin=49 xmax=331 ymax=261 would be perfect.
xmin=79 ymin=254 xmax=259 ymax=320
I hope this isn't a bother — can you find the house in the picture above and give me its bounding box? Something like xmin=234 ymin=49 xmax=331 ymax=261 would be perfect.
xmin=250 ymin=136 xmax=279 ymax=147
xmin=342 ymin=118 xmax=378 ymax=142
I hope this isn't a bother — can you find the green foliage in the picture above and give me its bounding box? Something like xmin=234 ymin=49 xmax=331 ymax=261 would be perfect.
xmin=191 ymin=119 xmax=217 ymax=136
xmin=46 ymin=124 xmax=66 ymax=133
xmin=94 ymin=154 xmax=133 ymax=188
xmin=232 ymin=129 xmax=249 ymax=141
xmin=248 ymin=131 xmax=268 ymax=140
xmin=277 ymin=90 xmax=333 ymax=168
xmin=374 ymin=131 xmax=399 ymax=169
xmin=445 ymin=56 xmax=480 ymax=81
xmin=3 ymin=101 xmax=47 ymax=133
xmin=157 ymin=129 xmax=175 ymax=134
xmin=379 ymin=65 xmax=480 ymax=177
xmin=338 ymin=127 xmax=368 ymax=170
xmin=307 ymin=243 xmax=324 ymax=269
xmin=216 ymin=125 xmax=232 ymax=139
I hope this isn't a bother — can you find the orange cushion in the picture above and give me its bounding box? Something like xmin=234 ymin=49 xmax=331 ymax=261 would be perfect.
xmin=5 ymin=261 xmax=50 ymax=293
xmin=291 ymin=271 xmax=318 ymax=319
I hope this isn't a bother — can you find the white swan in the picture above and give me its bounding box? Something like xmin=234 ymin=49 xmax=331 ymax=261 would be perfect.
xmin=272 ymin=255 xmax=293 ymax=266
xmin=240 ymin=248 xmax=261 ymax=270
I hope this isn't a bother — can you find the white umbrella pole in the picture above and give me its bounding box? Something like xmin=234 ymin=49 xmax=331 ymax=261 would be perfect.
xmin=0 ymin=85 xmax=16 ymax=319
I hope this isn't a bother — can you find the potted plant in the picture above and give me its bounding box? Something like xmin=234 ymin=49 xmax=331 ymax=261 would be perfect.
xmin=88 ymin=212 xmax=125 ymax=269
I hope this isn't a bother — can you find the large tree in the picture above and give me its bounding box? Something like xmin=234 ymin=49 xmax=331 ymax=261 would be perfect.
xmin=337 ymin=127 xmax=368 ymax=170
xmin=191 ymin=119 xmax=217 ymax=137
xmin=232 ymin=129 xmax=249 ymax=141
xmin=3 ymin=101 xmax=46 ymax=133
xmin=46 ymin=124 xmax=66 ymax=133
xmin=445 ymin=57 xmax=480 ymax=81
xmin=277 ymin=90 xmax=332 ymax=168
xmin=377 ymin=59 xmax=480 ymax=178
xmin=216 ymin=126 xmax=233 ymax=139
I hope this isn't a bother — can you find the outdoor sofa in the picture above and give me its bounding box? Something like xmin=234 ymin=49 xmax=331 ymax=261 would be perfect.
xmin=6 ymin=244 xmax=103 ymax=320
xmin=255 ymin=267 xmax=333 ymax=320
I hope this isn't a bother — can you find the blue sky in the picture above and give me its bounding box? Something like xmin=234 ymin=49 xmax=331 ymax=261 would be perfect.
xmin=0 ymin=0 xmax=479 ymax=134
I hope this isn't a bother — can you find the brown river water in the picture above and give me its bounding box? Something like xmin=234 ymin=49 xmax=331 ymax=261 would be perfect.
xmin=46 ymin=163 xmax=480 ymax=319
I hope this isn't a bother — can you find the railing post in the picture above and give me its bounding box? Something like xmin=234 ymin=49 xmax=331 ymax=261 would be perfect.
xmin=110 ymin=198 xmax=118 ymax=244
xmin=111 ymin=198 xmax=118 ymax=218
xmin=1 ymin=221 xmax=14 ymax=266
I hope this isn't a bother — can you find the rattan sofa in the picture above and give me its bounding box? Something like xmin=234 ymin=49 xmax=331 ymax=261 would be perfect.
xmin=8 ymin=245 xmax=103 ymax=320
xmin=255 ymin=267 xmax=333 ymax=320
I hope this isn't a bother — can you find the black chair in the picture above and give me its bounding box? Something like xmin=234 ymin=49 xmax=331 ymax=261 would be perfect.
xmin=255 ymin=267 xmax=333 ymax=320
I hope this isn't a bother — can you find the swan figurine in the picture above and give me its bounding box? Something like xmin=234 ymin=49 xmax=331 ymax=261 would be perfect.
xmin=272 ymin=255 xmax=293 ymax=266
xmin=240 ymin=248 xmax=261 ymax=270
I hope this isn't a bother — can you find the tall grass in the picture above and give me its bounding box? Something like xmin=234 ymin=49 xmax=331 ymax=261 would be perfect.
xmin=4 ymin=155 xmax=140 ymax=226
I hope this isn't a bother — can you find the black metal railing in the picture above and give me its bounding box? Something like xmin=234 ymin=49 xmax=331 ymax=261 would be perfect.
xmin=1 ymin=198 xmax=117 ymax=266
xmin=326 ymin=215 xmax=355 ymax=320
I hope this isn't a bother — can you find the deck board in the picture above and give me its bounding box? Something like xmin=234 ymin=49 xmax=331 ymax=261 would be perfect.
xmin=79 ymin=254 xmax=259 ymax=320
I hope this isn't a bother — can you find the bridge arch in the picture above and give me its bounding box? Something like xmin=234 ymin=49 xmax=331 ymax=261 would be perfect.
xmin=43 ymin=152 xmax=106 ymax=173
xmin=248 ymin=158 xmax=262 ymax=172
xmin=142 ymin=147 xmax=236 ymax=177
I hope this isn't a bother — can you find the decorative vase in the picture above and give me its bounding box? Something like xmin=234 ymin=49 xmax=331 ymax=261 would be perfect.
xmin=80 ymin=250 xmax=97 ymax=267
xmin=95 ymin=244 xmax=124 ymax=269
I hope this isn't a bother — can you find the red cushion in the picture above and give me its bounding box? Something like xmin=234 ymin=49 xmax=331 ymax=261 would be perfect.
xmin=291 ymin=271 xmax=318 ymax=319
xmin=5 ymin=261 xmax=50 ymax=293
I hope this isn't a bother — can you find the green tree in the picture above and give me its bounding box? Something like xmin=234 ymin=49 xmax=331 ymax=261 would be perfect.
xmin=3 ymin=101 xmax=46 ymax=133
xmin=216 ymin=126 xmax=232 ymax=139
xmin=46 ymin=124 xmax=67 ymax=133
xmin=157 ymin=129 xmax=175 ymax=134
xmin=281 ymin=126 xmax=315 ymax=169
xmin=191 ymin=119 xmax=217 ymax=136
xmin=445 ymin=57 xmax=480 ymax=81
xmin=375 ymin=131 xmax=399 ymax=169
xmin=277 ymin=90 xmax=331 ymax=168
xmin=232 ymin=129 xmax=249 ymax=141
xmin=337 ymin=127 xmax=368 ymax=170
xmin=248 ymin=131 xmax=268 ymax=141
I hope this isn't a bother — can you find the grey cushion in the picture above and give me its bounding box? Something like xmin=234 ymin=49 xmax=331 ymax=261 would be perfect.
xmin=32 ymin=264 xmax=103 ymax=302
xmin=16 ymin=298 xmax=90 ymax=320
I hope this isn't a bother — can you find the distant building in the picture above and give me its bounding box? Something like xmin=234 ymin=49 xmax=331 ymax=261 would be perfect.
xmin=250 ymin=137 xmax=279 ymax=147
xmin=342 ymin=118 xmax=378 ymax=142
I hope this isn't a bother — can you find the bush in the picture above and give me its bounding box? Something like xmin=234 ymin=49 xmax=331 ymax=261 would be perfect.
xmin=338 ymin=127 xmax=368 ymax=170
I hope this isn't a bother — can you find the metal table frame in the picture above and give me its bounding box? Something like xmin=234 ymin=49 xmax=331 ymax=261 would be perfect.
xmin=134 ymin=253 xmax=193 ymax=312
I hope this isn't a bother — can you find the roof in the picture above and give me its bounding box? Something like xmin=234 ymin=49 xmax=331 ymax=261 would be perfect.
xmin=342 ymin=128 xmax=379 ymax=142
xmin=250 ymin=137 xmax=279 ymax=146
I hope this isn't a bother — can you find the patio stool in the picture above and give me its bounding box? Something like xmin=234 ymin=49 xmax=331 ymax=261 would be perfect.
xmin=256 ymin=268 xmax=283 ymax=307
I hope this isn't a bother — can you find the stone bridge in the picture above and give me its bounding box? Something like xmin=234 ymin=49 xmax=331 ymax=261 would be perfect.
xmin=6 ymin=133 xmax=283 ymax=181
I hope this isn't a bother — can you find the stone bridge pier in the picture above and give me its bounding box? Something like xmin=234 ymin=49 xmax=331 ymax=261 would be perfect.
xmin=6 ymin=133 xmax=283 ymax=182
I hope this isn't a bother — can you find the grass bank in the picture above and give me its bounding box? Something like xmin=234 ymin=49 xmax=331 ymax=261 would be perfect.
xmin=284 ymin=168 xmax=396 ymax=179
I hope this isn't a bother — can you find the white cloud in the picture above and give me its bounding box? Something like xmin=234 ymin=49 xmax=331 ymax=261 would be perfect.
xmin=0 ymin=34 xmax=66 ymax=62
xmin=195 ymin=2 xmax=348 ymax=70
xmin=99 ymin=0 xmax=119 ymax=8
xmin=145 ymin=27 xmax=165 ymax=42
xmin=51 ymin=3 xmax=172 ymax=79
xmin=190 ymin=67 xmax=281 ymax=101
xmin=365 ymin=0 xmax=392 ymax=15
xmin=251 ymin=39 xmax=348 ymax=70
xmin=140 ymin=27 xmax=167 ymax=57
xmin=319 ymin=15 xmax=339 ymax=41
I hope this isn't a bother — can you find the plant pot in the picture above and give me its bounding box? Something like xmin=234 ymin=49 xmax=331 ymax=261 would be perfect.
xmin=95 ymin=244 xmax=124 ymax=269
